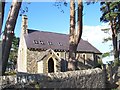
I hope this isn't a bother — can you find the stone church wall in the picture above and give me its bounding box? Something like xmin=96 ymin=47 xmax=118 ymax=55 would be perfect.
xmin=27 ymin=49 xmax=62 ymax=74
xmin=1 ymin=68 xmax=105 ymax=88
xmin=27 ymin=49 xmax=98 ymax=74
xmin=27 ymin=50 xmax=42 ymax=73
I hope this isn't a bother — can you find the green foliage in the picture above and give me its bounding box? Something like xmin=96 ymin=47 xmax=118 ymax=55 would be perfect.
xmin=9 ymin=35 xmax=19 ymax=66
xmin=102 ymin=37 xmax=112 ymax=43
xmin=112 ymin=89 xmax=119 ymax=90
xmin=101 ymin=28 xmax=112 ymax=43
xmin=102 ymin=52 xmax=110 ymax=58
xmin=95 ymin=59 xmax=103 ymax=69
xmin=12 ymin=36 xmax=19 ymax=51
xmin=35 ymin=82 xmax=40 ymax=89
xmin=5 ymin=71 xmax=16 ymax=75
xmin=100 ymin=2 xmax=120 ymax=61
xmin=101 ymin=28 xmax=110 ymax=33
xmin=114 ymin=59 xmax=120 ymax=66
xmin=107 ymin=61 xmax=114 ymax=66
xmin=98 ymin=59 xmax=103 ymax=65
xmin=107 ymin=58 xmax=120 ymax=66
xmin=100 ymin=2 xmax=120 ymax=23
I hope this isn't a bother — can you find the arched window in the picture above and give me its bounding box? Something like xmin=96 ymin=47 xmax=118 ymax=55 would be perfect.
xmin=83 ymin=54 xmax=86 ymax=65
xmin=48 ymin=58 xmax=54 ymax=73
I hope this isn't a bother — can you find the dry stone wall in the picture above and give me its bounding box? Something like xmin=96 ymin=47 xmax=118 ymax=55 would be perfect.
xmin=45 ymin=68 xmax=105 ymax=88
xmin=1 ymin=68 xmax=105 ymax=88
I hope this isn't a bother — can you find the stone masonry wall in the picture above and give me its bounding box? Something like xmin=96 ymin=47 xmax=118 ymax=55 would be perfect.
xmin=27 ymin=49 xmax=98 ymax=74
xmin=45 ymin=68 xmax=105 ymax=88
xmin=27 ymin=49 xmax=62 ymax=73
xmin=27 ymin=50 xmax=44 ymax=73
xmin=1 ymin=68 xmax=105 ymax=88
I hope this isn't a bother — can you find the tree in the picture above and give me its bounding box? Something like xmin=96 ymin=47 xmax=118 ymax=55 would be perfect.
xmin=0 ymin=0 xmax=5 ymax=76
xmin=68 ymin=0 xmax=83 ymax=70
xmin=9 ymin=35 xmax=19 ymax=67
xmin=100 ymin=2 xmax=120 ymax=63
xmin=0 ymin=0 xmax=5 ymax=34
xmin=2 ymin=0 xmax=22 ymax=75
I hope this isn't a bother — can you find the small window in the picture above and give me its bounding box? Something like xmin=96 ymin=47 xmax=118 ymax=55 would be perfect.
xmin=83 ymin=54 xmax=85 ymax=60
xmin=33 ymin=40 xmax=39 ymax=44
xmin=47 ymin=41 xmax=53 ymax=45
xmin=57 ymin=53 xmax=59 ymax=56
xmin=82 ymin=53 xmax=86 ymax=59
xmin=58 ymin=42 xmax=63 ymax=46
xmin=39 ymin=41 xmax=44 ymax=45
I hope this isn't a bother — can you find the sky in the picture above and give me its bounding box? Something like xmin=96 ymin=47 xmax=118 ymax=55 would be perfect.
xmin=2 ymin=2 xmax=113 ymax=63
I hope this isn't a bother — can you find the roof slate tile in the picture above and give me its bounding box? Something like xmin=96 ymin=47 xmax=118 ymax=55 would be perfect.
xmin=24 ymin=29 xmax=102 ymax=54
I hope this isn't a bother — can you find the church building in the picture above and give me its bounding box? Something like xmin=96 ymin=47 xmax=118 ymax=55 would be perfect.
xmin=17 ymin=15 xmax=102 ymax=74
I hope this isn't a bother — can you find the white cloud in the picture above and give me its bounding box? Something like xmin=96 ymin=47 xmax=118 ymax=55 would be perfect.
xmin=82 ymin=23 xmax=112 ymax=53
xmin=102 ymin=55 xmax=114 ymax=64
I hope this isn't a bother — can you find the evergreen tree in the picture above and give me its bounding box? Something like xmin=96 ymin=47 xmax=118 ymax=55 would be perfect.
xmin=100 ymin=1 xmax=120 ymax=64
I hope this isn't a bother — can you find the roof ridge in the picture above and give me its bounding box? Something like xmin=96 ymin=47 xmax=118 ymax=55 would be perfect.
xmin=27 ymin=29 xmax=68 ymax=36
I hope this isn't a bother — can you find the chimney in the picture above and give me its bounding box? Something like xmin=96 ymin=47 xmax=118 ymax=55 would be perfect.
xmin=21 ymin=15 xmax=28 ymax=35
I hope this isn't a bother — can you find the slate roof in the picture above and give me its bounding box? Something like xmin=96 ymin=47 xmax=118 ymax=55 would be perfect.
xmin=24 ymin=29 xmax=102 ymax=54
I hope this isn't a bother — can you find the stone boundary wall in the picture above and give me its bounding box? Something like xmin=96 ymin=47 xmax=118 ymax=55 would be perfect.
xmin=1 ymin=68 xmax=105 ymax=88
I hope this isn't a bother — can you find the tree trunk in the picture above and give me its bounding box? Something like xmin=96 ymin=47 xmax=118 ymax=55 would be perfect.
xmin=110 ymin=19 xmax=118 ymax=62
xmin=0 ymin=0 xmax=5 ymax=76
xmin=117 ymin=3 xmax=120 ymax=62
xmin=107 ymin=3 xmax=118 ymax=62
xmin=0 ymin=0 xmax=5 ymax=34
xmin=68 ymin=0 xmax=83 ymax=71
xmin=112 ymin=34 xmax=118 ymax=60
xmin=68 ymin=44 xmax=77 ymax=70
xmin=2 ymin=0 xmax=22 ymax=75
xmin=68 ymin=0 xmax=76 ymax=71
xmin=76 ymin=0 xmax=83 ymax=45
